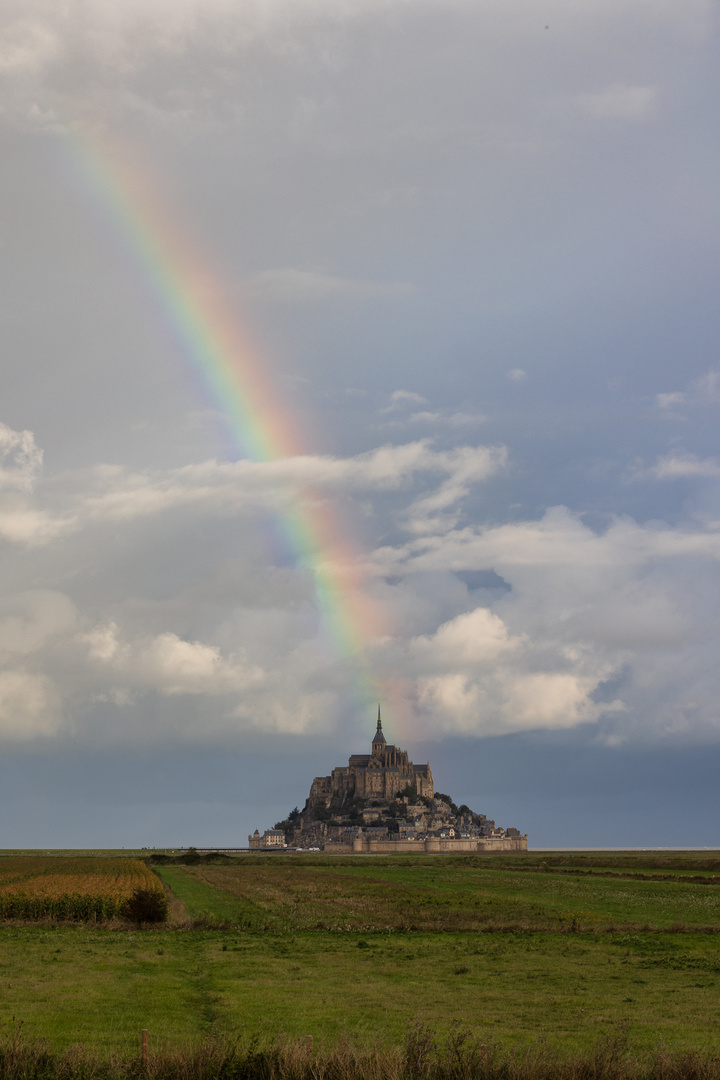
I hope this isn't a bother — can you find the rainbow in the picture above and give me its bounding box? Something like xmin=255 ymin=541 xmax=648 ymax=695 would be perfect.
xmin=65 ymin=129 xmax=395 ymax=719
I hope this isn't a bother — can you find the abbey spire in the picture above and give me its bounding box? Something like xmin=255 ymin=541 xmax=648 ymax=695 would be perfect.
xmin=372 ymin=701 xmax=386 ymax=753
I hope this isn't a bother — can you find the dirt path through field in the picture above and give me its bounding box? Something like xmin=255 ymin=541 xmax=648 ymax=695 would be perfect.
xmin=160 ymin=875 xmax=189 ymax=924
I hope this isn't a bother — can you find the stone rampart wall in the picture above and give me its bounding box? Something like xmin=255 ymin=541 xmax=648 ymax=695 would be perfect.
xmin=350 ymin=835 xmax=528 ymax=854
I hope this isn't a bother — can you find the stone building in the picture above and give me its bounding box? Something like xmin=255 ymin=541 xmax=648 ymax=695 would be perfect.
xmin=308 ymin=707 xmax=434 ymax=809
xmin=248 ymin=828 xmax=287 ymax=850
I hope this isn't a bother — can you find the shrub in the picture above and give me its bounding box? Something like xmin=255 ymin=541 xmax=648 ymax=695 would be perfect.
xmin=121 ymin=887 xmax=168 ymax=924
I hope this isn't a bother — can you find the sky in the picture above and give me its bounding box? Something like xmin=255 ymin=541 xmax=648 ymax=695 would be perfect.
xmin=0 ymin=0 xmax=719 ymax=848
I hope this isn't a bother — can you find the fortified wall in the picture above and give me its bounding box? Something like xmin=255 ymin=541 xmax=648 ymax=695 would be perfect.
xmin=348 ymin=833 xmax=528 ymax=854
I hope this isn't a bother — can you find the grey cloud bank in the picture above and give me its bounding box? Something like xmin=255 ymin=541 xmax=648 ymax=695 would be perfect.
xmin=0 ymin=0 xmax=718 ymax=845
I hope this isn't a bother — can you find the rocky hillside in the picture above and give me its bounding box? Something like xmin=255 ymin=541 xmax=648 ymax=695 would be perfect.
xmin=274 ymin=786 xmax=521 ymax=849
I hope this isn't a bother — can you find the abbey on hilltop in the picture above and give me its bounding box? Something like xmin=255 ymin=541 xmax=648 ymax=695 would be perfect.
xmin=308 ymin=704 xmax=434 ymax=806
xmin=249 ymin=708 xmax=527 ymax=853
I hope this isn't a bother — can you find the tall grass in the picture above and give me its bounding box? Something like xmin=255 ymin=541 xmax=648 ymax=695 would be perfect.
xmin=2 ymin=1027 xmax=720 ymax=1080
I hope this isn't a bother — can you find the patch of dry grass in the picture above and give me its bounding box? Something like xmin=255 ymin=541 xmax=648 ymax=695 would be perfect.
xmin=3 ymin=1025 xmax=720 ymax=1080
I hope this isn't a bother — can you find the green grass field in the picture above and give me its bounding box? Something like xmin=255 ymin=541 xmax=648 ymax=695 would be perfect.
xmin=159 ymin=854 xmax=720 ymax=932
xmin=1 ymin=850 xmax=720 ymax=1058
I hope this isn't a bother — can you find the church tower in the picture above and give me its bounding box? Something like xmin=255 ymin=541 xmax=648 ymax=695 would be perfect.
xmin=372 ymin=702 xmax=386 ymax=758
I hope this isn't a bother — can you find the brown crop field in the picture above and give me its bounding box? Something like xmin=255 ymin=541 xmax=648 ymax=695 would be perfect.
xmin=0 ymin=857 xmax=164 ymax=920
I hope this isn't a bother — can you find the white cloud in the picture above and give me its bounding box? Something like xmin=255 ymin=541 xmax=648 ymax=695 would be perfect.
xmin=411 ymin=607 xmax=522 ymax=669
xmin=404 ymin=446 xmax=508 ymax=533
xmin=656 ymin=370 xmax=720 ymax=416
xmin=0 ymin=424 xmax=511 ymax=745
xmin=0 ymin=423 xmax=43 ymax=492
xmin=655 ymin=392 xmax=688 ymax=414
xmin=0 ymin=590 xmax=77 ymax=657
xmin=0 ymin=670 xmax=59 ymax=738
xmin=0 ymin=427 xmax=718 ymax=746
xmin=0 ymin=500 xmax=75 ymax=546
xmin=501 ymin=673 xmax=605 ymax=729
xmin=378 ymin=394 xmax=486 ymax=429
xmin=0 ymin=435 xmax=506 ymax=544
xmin=381 ymin=390 xmax=428 ymax=413
xmin=2 ymin=419 xmax=718 ymax=747
xmin=0 ymin=425 xmax=76 ymax=546
xmin=400 ymin=602 xmax=617 ymax=738
xmin=414 ymin=666 xmax=613 ymax=738
xmin=632 ymin=452 xmax=720 ymax=481
xmin=506 ymin=368 xmax=527 ymax=383
xmin=370 ymin=505 xmax=720 ymax=741
xmin=373 ymin=505 xmax=720 ymax=579
xmin=83 ymin=623 xmax=264 ymax=696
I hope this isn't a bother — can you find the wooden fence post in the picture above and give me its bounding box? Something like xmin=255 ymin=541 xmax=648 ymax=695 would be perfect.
xmin=142 ymin=1029 xmax=148 ymax=1067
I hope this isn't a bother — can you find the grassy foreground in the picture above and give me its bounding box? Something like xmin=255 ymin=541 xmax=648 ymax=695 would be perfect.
xmin=4 ymin=923 xmax=720 ymax=1053
xmin=1 ymin=850 xmax=720 ymax=1066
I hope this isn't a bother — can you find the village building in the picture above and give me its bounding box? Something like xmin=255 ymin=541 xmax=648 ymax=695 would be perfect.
xmin=248 ymin=828 xmax=286 ymax=850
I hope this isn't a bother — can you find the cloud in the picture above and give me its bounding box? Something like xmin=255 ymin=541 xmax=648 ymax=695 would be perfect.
xmin=0 ymin=423 xmax=509 ymax=745
xmin=381 ymin=390 xmax=428 ymax=413
xmin=0 ymin=434 xmax=506 ymax=544
xmin=0 ymin=501 xmax=75 ymax=546
xmin=397 ymin=601 xmax=617 ymax=738
xmin=0 ymin=588 xmax=266 ymax=742
xmin=373 ymin=505 xmax=720 ymax=578
xmin=656 ymin=370 xmax=720 ymax=416
xmin=631 ymin=452 xmax=720 ymax=481
xmin=0 ymin=420 xmax=719 ymax=747
xmin=416 ymin=670 xmax=609 ymax=737
xmin=0 ymin=423 xmax=43 ymax=492
xmin=574 ymin=83 xmax=658 ymax=121
xmin=411 ymin=607 xmax=522 ymax=668
xmin=0 ymin=425 xmax=77 ymax=546
xmin=0 ymin=18 xmax=58 ymax=76
xmin=0 ymin=590 xmax=77 ymax=657
xmin=378 ymin=398 xmax=486 ymax=431
xmin=0 ymin=670 xmax=59 ymax=738
xmin=403 ymin=446 xmax=507 ymax=533
xmin=0 ymin=0 xmax=700 ymax=141
xmin=379 ymin=392 xmax=483 ymax=430
xmin=502 ymin=673 xmax=607 ymax=730
xmin=4 ymin=418 xmax=720 ymax=748
xmin=83 ymin=623 xmax=264 ymax=696
xmin=0 ymin=0 xmax=716 ymax=806
xmin=655 ymin=392 xmax=688 ymax=414
xmin=407 ymin=411 xmax=486 ymax=428
xmin=246 ymin=267 xmax=412 ymax=303
xmin=370 ymin=505 xmax=720 ymax=741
